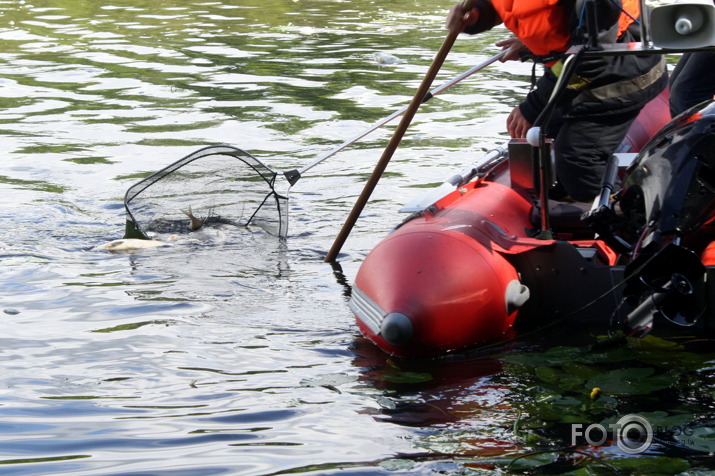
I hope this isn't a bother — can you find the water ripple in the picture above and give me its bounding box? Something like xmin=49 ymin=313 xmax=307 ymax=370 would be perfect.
xmin=0 ymin=1 xmax=530 ymax=474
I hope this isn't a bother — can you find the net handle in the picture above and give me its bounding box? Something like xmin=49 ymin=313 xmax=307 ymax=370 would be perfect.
xmin=284 ymin=49 xmax=507 ymax=187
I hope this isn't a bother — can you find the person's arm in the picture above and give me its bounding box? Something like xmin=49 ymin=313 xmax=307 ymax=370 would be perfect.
xmin=507 ymin=71 xmax=556 ymax=139
xmin=495 ymin=37 xmax=529 ymax=62
xmin=506 ymin=106 xmax=531 ymax=138
xmin=518 ymin=69 xmax=558 ymax=125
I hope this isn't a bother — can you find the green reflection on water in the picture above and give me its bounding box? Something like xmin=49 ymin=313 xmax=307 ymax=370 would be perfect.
xmin=0 ymin=174 xmax=65 ymax=193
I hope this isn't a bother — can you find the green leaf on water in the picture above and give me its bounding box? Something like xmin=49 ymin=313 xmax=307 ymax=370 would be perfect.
xmin=599 ymin=411 xmax=694 ymax=432
xmin=597 ymin=456 xmax=691 ymax=475
xmin=561 ymin=363 xmax=603 ymax=381
xmin=299 ymin=373 xmax=358 ymax=388
xmin=628 ymin=334 xmax=685 ymax=351
xmin=638 ymin=411 xmax=693 ymax=429
xmin=503 ymin=451 xmax=561 ymax=471
xmin=586 ymin=367 xmax=676 ymax=395
xmin=497 ymin=346 xmax=582 ymax=367
xmin=379 ymin=458 xmax=415 ymax=471
xmin=535 ymin=366 xmax=585 ymax=392
xmin=582 ymin=345 xmax=639 ymax=364
xmin=381 ymin=371 xmax=433 ymax=384
xmin=91 ymin=320 xmax=173 ymax=333
xmin=674 ymin=426 xmax=715 ymax=453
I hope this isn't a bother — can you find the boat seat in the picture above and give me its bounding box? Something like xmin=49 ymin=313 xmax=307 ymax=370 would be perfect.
xmin=532 ymin=200 xmax=595 ymax=237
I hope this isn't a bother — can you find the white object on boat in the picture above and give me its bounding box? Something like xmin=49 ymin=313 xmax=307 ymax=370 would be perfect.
xmin=526 ymin=126 xmax=541 ymax=147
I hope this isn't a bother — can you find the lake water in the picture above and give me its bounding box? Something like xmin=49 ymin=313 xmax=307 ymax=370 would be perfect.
xmin=1 ymin=1 xmax=713 ymax=475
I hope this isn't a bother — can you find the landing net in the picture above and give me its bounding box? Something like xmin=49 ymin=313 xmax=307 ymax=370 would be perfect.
xmin=124 ymin=145 xmax=288 ymax=239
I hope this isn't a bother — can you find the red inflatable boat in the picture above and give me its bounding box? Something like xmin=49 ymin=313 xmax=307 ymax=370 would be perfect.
xmin=350 ymin=88 xmax=715 ymax=357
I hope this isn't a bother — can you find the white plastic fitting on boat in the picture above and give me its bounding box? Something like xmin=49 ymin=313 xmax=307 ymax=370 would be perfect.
xmin=526 ymin=127 xmax=541 ymax=147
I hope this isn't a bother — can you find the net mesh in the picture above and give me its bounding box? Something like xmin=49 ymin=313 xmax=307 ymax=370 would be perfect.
xmin=124 ymin=145 xmax=288 ymax=239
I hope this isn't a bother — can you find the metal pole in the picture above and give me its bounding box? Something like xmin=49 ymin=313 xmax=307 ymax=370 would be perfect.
xmin=640 ymin=0 xmax=653 ymax=48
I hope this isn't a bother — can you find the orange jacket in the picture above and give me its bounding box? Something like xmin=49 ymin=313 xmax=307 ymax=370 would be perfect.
xmin=491 ymin=0 xmax=571 ymax=58
xmin=617 ymin=0 xmax=639 ymax=37
xmin=487 ymin=0 xmax=640 ymax=60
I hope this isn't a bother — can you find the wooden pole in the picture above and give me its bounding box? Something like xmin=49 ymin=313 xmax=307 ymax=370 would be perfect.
xmin=324 ymin=1 xmax=477 ymax=262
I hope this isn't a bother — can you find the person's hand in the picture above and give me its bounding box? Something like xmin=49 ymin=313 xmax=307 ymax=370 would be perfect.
xmin=495 ymin=37 xmax=526 ymax=62
xmin=446 ymin=3 xmax=479 ymax=33
xmin=506 ymin=106 xmax=532 ymax=138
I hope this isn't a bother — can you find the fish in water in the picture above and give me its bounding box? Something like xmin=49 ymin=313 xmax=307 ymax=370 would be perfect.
xmin=93 ymin=228 xmax=227 ymax=252
xmin=92 ymin=238 xmax=172 ymax=252
xmin=93 ymin=207 xmax=224 ymax=252
xmin=373 ymin=52 xmax=404 ymax=65
xmin=183 ymin=206 xmax=210 ymax=231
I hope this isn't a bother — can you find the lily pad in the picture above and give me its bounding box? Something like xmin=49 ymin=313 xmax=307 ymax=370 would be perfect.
xmin=535 ymin=366 xmax=585 ymax=392
xmin=379 ymin=458 xmax=415 ymax=471
xmin=299 ymin=373 xmax=358 ymax=388
xmin=586 ymin=367 xmax=676 ymax=395
xmin=498 ymin=346 xmax=582 ymax=367
xmin=381 ymin=371 xmax=433 ymax=384
xmin=500 ymin=452 xmax=562 ymax=471
xmin=674 ymin=426 xmax=715 ymax=453
xmin=561 ymin=363 xmax=603 ymax=381
xmin=596 ymin=456 xmax=691 ymax=475
xmin=628 ymin=334 xmax=685 ymax=351
xmin=582 ymin=345 xmax=639 ymax=364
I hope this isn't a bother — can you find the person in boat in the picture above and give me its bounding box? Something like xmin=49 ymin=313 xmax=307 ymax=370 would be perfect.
xmin=446 ymin=0 xmax=667 ymax=202
xmin=669 ymin=51 xmax=715 ymax=117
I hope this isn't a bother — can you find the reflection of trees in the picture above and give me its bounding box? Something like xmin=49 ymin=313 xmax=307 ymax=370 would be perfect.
xmin=1 ymin=0 xmax=508 ymax=153
xmin=4 ymin=0 xmax=498 ymax=139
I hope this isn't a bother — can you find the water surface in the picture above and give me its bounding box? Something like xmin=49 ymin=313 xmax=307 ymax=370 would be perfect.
xmin=1 ymin=1 xmax=713 ymax=475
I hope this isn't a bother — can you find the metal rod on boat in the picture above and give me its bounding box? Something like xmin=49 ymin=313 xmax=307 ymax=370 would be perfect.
xmin=535 ymin=141 xmax=553 ymax=238
xmin=399 ymin=143 xmax=509 ymax=214
xmin=639 ymin=0 xmax=653 ymax=48
xmin=324 ymin=0 xmax=479 ymax=262
xmin=283 ymin=50 xmax=507 ymax=186
xmin=595 ymin=154 xmax=620 ymax=209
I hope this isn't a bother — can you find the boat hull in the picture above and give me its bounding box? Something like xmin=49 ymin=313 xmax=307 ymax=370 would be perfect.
xmin=352 ymin=180 xmax=536 ymax=357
